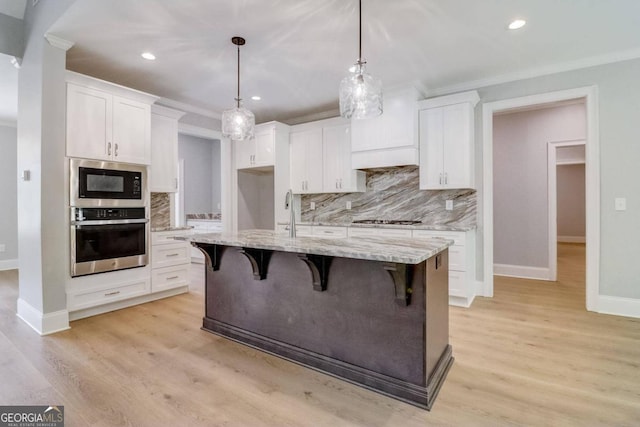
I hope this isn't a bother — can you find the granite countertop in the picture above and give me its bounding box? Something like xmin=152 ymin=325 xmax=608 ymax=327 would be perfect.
xmin=277 ymin=221 xmax=476 ymax=232
xmin=177 ymin=229 xmax=452 ymax=265
xmin=151 ymin=226 xmax=193 ymax=232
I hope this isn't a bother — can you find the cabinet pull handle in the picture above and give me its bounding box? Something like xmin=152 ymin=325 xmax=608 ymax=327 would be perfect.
xmin=444 ymin=172 xmax=448 ymax=185
xmin=104 ymin=290 xmax=120 ymax=296
xmin=439 ymin=173 xmax=443 ymax=185
xmin=114 ymin=143 xmax=119 ymax=157
xmin=166 ymin=276 xmax=179 ymax=280
xmin=175 ymin=178 xmax=178 ymax=189
xmin=166 ymin=253 xmax=179 ymax=257
xmin=335 ymin=180 xmax=338 ymax=189
xmin=108 ymin=142 xmax=112 ymax=156
xmin=339 ymin=178 xmax=343 ymax=189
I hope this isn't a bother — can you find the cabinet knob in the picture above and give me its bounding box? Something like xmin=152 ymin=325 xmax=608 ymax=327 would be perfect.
xmin=114 ymin=143 xmax=119 ymax=157
xmin=108 ymin=142 xmax=112 ymax=156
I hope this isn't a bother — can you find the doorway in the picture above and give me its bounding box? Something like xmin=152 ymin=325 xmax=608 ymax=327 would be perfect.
xmin=482 ymin=86 xmax=600 ymax=311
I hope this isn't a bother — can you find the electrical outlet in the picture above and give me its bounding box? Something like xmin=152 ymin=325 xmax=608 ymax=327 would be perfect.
xmin=615 ymin=198 xmax=626 ymax=211
xmin=346 ymin=201 xmax=352 ymax=210
xmin=0 ymin=244 xmax=5 ymax=253
xmin=310 ymin=202 xmax=316 ymax=210
xmin=445 ymin=200 xmax=454 ymax=211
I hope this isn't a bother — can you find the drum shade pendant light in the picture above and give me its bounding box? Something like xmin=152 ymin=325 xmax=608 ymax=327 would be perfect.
xmin=221 ymin=37 xmax=255 ymax=140
xmin=339 ymin=0 xmax=383 ymax=119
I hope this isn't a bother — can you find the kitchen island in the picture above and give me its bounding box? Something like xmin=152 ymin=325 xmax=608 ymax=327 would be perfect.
xmin=179 ymin=230 xmax=453 ymax=410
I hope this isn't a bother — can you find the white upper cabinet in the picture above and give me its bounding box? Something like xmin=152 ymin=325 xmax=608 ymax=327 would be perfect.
xmin=235 ymin=125 xmax=275 ymax=169
xmin=290 ymin=128 xmax=323 ymax=194
xmin=65 ymin=72 xmax=158 ymax=165
xmin=351 ymin=87 xmax=420 ymax=169
xmin=149 ymin=105 xmax=185 ymax=193
xmin=417 ymin=91 xmax=479 ymax=190
xmin=323 ymin=123 xmax=365 ymax=192
xmin=290 ymin=117 xmax=364 ymax=194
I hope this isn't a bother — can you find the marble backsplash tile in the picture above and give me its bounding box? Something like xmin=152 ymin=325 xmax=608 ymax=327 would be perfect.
xmin=300 ymin=166 xmax=476 ymax=227
xmin=151 ymin=192 xmax=170 ymax=228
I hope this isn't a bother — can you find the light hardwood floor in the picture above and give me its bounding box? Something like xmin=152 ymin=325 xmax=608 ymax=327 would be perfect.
xmin=1 ymin=244 xmax=639 ymax=426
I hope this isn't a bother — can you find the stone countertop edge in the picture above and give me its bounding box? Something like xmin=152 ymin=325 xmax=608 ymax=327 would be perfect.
xmin=176 ymin=230 xmax=453 ymax=265
xmin=276 ymin=221 xmax=476 ymax=232
xmin=151 ymin=226 xmax=193 ymax=232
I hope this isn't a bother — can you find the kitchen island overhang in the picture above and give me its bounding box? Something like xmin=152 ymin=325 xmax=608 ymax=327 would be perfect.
xmin=178 ymin=230 xmax=453 ymax=410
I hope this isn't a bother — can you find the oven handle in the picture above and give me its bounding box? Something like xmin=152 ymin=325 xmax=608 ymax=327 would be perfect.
xmin=71 ymin=218 xmax=149 ymax=226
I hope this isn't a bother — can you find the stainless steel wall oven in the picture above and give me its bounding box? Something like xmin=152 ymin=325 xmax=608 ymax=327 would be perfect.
xmin=69 ymin=159 xmax=149 ymax=277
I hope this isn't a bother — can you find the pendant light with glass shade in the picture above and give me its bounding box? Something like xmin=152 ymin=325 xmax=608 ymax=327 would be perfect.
xmin=339 ymin=0 xmax=383 ymax=119
xmin=221 ymin=37 xmax=255 ymax=140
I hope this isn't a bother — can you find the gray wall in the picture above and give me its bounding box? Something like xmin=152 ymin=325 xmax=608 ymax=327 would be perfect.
xmin=0 ymin=124 xmax=18 ymax=265
xmin=0 ymin=13 xmax=24 ymax=57
xmin=493 ymin=103 xmax=585 ymax=268
xmin=557 ymin=164 xmax=586 ymax=239
xmin=178 ymin=133 xmax=221 ymax=214
xmin=475 ymin=57 xmax=640 ymax=299
xmin=237 ymin=170 xmax=274 ymax=230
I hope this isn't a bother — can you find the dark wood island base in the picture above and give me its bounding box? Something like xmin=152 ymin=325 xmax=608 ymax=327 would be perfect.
xmin=196 ymin=242 xmax=452 ymax=410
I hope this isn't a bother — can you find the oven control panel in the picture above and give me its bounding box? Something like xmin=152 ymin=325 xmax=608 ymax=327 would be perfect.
xmin=72 ymin=207 xmax=146 ymax=221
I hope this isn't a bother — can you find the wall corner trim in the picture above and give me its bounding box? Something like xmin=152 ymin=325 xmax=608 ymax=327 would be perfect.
xmin=597 ymin=295 xmax=640 ymax=319
xmin=17 ymin=299 xmax=70 ymax=335
xmin=44 ymin=33 xmax=75 ymax=51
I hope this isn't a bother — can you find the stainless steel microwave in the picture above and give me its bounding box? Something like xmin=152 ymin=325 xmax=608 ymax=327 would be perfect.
xmin=70 ymin=159 xmax=147 ymax=208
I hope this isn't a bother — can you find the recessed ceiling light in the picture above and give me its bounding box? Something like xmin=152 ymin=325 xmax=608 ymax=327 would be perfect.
xmin=141 ymin=52 xmax=156 ymax=60
xmin=508 ymin=19 xmax=526 ymax=30
xmin=251 ymin=96 xmax=261 ymax=101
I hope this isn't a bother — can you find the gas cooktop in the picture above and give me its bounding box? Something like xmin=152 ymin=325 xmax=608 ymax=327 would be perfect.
xmin=352 ymin=219 xmax=422 ymax=225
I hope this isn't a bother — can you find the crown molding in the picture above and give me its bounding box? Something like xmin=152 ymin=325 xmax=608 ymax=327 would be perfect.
xmin=44 ymin=34 xmax=74 ymax=51
xmin=178 ymin=123 xmax=222 ymax=140
xmin=157 ymin=97 xmax=221 ymax=120
xmin=426 ymin=47 xmax=640 ymax=97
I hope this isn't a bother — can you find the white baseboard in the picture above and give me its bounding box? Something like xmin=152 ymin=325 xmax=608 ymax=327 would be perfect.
xmin=558 ymin=235 xmax=586 ymax=243
xmin=16 ymin=298 xmax=70 ymax=335
xmin=0 ymin=258 xmax=18 ymax=271
xmin=494 ymin=264 xmax=552 ymax=281
xmin=597 ymin=295 xmax=640 ymax=319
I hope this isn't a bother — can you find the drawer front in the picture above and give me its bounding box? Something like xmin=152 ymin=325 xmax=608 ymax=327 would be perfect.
xmin=348 ymin=227 xmax=379 ymax=237
xmin=376 ymin=228 xmax=412 ymax=238
xmin=68 ymin=278 xmax=150 ymax=311
xmin=152 ymin=230 xmax=190 ymax=245
xmin=312 ymin=226 xmax=348 ymax=238
xmin=448 ymin=246 xmax=467 ymax=271
xmin=152 ymin=265 xmax=190 ymax=292
xmin=448 ymin=270 xmax=468 ymax=298
xmin=152 ymin=242 xmax=190 ymax=268
xmin=412 ymin=230 xmax=466 ymax=246
xmin=296 ymin=225 xmax=313 ymax=236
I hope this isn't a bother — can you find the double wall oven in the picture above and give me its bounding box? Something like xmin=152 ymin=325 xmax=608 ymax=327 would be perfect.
xmin=70 ymin=159 xmax=148 ymax=277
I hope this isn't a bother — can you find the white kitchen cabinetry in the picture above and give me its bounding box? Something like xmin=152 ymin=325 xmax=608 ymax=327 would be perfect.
xmin=235 ymin=125 xmax=276 ymax=169
xmin=412 ymin=229 xmax=476 ymax=307
xmin=150 ymin=105 xmax=185 ymax=192
xmin=151 ymin=230 xmax=191 ymax=292
xmin=290 ymin=117 xmax=364 ymax=194
xmin=351 ymin=87 xmax=420 ymax=169
xmin=311 ymin=225 xmax=348 ymax=238
xmin=290 ymin=128 xmax=324 ymax=194
xmin=417 ymin=91 xmax=479 ymax=190
xmin=66 ymin=72 xmax=158 ymax=165
xmin=323 ymin=124 xmax=366 ymax=193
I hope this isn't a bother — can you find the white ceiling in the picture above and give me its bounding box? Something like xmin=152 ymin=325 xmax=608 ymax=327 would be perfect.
xmin=0 ymin=0 xmax=26 ymax=19
xmin=0 ymin=53 xmax=18 ymax=123
xmin=38 ymin=0 xmax=640 ymax=123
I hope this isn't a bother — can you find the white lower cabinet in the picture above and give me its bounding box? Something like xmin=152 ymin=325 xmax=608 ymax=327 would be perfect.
xmin=412 ymin=229 xmax=476 ymax=307
xmin=67 ymin=277 xmax=150 ymax=312
xmin=151 ymin=230 xmax=191 ymax=292
xmin=311 ymin=225 xmax=348 ymax=238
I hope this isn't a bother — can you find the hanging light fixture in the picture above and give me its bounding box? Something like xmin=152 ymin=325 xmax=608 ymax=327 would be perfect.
xmin=339 ymin=0 xmax=383 ymax=119
xmin=221 ymin=36 xmax=255 ymax=140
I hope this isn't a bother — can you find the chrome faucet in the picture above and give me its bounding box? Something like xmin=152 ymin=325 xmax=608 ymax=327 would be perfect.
xmin=285 ymin=189 xmax=296 ymax=238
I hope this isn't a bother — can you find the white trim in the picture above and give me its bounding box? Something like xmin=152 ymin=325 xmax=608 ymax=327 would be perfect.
xmin=16 ymin=299 xmax=70 ymax=335
xmin=482 ymin=86 xmax=600 ymax=311
xmin=0 ymin=120 xmax=17 ymax=128
xmin=494 ymin=264 xmax=553 ymax=281
xmin=66 ymin=71 xmax=159 ymax=104
xmin=417 ymin=90 xmax=480 ymax=109
xmin=557 ymin=160 xmax=586 ymax=166
xmin=178 ymin=123 xmax=222 ymax=140
xmin=428 ymin=47 xmax=640 ymax=97
xmin=597 ymin=296 xmax=640 ymax=319
xmin=449 ymin=295 xmax=474 ymax=308
xmin=158 ymin=98 xmax=222 ymax=120
xmin=44 ymin=33 xmax=75 ymax=51
xmin=0 ymin=259 xmax=18 ymax=271
xmin=151 ymin=104 xmax=186 ymax=120
xmin=558 ymin=236 xmax=586 ymax=244
xmin=548 ymin=139 xmax=586 ymax=283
